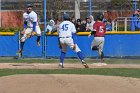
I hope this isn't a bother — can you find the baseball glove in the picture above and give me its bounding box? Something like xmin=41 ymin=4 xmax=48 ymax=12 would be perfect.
xmin=26 ymin=33 xmax=32 ymax=38
xmin=72 ymin=44 xmax=76 ymax=50
xmin=31 ymin=31 xmax=36 ymax=36
xmin=26 ymin=32 xmax=36 ymax=38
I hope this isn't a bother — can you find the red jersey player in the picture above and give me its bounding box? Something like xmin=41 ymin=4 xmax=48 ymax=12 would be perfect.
xmin=88 ymin=13 xmax=106 ymax=62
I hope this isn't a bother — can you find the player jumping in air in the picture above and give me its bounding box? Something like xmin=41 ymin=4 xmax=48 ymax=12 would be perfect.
xmin=58 ymin=13 xmax=89 ymax=68
xmin=18 ymin=4 xmax=41 ymax=57
xmin=88 ymin=13 xmax=106 ymax=62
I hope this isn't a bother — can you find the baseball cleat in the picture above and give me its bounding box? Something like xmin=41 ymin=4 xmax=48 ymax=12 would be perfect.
xmin=37 ymin=41 xmax=40 ymax=46
xmin=19 ymin=53 xmax=22 ymax=58
xmin=17 ymin=49 xmax=23 ymax=58
xmin=100 ymin=59 xmax=104 ymax=63
xmin=82 ymin=60 xmax=89 ymax=68
xmin=58 ymin=64 xmax=64 ymax=68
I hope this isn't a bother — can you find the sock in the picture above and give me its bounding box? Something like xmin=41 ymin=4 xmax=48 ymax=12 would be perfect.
xmin=37 ymin=36 xmax=41 ymax=42
xmin=60 ymin=52 xmax=66 ymax=65
xmin=20 ymin=42 xmax=25 ymax=51
xmin=101 ymin=51 xmax=104 ymax=60
xmin=77 ymin=51 xmax=84 ymax=61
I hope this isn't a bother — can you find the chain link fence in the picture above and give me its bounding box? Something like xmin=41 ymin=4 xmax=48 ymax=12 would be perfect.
xmin=0 ymin=0 xmax=139 ymax=29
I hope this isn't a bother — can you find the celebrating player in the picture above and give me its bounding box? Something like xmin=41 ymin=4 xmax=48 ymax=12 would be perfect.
xmin=58 ymin=13 xmax=89 ymax=68
xmin=88 ymin=13 xmax=106 ymax=62
xmin=18 ymin=4 xmax=41 ymax=57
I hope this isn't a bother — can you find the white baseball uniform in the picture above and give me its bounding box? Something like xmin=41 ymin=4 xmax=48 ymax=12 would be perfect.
xmin=21 ymin=11 xmax=41 ymax=42
xmin=58 ymin=20 xmax=81 ymax=52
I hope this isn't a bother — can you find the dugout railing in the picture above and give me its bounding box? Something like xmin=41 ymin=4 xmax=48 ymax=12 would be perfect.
xmin=112 ymin=17 xmax=140 ymax=31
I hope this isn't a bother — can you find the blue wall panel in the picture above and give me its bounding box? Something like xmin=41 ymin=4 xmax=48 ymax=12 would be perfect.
xmin=0 ymin=34 xmax=18 ymax=56
xmin=0 ymin=34 xmax=140 ymax=57
xmin=0 ymin=33 xmax=42 ymax=57
xmin=22 ymin=36 xmax=43 ymax=57
xmin=46 ymin=34 xmax=140 ymax=57
xmin=104 ymin=34 xmax=140 ymax=57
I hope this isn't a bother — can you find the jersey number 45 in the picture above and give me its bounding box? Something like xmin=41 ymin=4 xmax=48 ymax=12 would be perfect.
xmin=61 ymin=24 xmax=69 ymax=31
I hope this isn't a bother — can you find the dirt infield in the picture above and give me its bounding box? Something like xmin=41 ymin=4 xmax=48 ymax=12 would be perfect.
xmin=0 ymin=63 xmax=140 ymax=93
xmin=0 ymin=63 xmax=140 ymax=69
xmin=0 ymin=74 xmax=140 ymax=93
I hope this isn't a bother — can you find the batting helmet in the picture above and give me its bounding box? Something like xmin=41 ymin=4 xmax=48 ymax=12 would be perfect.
xmin=63 ymin=13 xmax=70 ymax=20
xmin=96 ymin=13 xmax=104 ymax=21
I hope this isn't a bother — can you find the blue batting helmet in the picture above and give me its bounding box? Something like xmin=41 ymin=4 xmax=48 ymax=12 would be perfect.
xmin=63 ymin=13 xmax=70 ymax=20
xmin=96 ymin=12 xmax=104 ymax=21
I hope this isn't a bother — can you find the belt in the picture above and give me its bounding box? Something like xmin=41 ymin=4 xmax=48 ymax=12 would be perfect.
xmin=27 ymin=27 xmax=33 ymax=28
xmin=95 ymin=36 xmax=104 ymax=37
xmin=59 ymin=36 xmax=71 ymax=38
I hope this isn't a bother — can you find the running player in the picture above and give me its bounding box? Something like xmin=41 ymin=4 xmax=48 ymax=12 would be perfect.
xmin=88 ymin=13 xmax=106 ymax=62
xmin=58 ymin=13 xmax=89 ymax=68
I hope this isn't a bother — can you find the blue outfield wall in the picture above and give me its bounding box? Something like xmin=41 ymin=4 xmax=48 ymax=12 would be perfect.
xmin=0 ymin=33 xmax=43 ymax=57
xmin=0 ymin=33 xmax=140 ymax=57
xmin=46 ymin=34 xmax=140 ymax=57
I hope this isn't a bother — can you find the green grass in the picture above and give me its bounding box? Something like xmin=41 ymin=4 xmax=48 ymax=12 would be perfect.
xmin=0 ymin=68 xmax=140 ymax=78
xmin=0 ymin=58 xmax=140 ymax=78
xmin=0 ymin=58 xmax=140 ymax=64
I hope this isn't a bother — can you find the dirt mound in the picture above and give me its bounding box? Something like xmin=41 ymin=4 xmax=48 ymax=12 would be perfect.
xmin=0 ymin=74 xmax=140 ymax=93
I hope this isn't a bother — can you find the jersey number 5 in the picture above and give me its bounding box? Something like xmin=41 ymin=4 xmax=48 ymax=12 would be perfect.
xmin=61 ymin=24 xmax=69 ymax=31
xmin=99 ymin=26 xmax=104 ymax=32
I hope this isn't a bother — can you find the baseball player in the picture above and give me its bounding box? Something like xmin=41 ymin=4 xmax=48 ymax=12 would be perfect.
xmin=88 ymin=13 xmax=106 ymax=62
xmin=18 ymin=4 xmax=41 ymax=57
xmin=58 ymin=13 xmax=89 ymax=68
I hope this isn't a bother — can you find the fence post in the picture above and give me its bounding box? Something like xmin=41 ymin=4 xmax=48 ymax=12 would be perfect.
xmin=124 ymin=17 xmax=127 ymax=31
xmin=43 ymin=0 xmax=47 ymax=58
xmin=112 ymin=20 xmax=114 ymax=31
xmin=116 ymin=21 xmax=118 ymax=31
xmin=0 ymin=0 xmax=1 ymax=27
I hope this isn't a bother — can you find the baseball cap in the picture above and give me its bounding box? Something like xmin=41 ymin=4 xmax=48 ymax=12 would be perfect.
xmin=77 ymin=19 xmax=81 ymax=22
xmin=26 ymin=4 xmax=33 ymax=8
xmin=136 ymin=9 xmax=140 ymax=12
xmin=50 ymin=20 xmax=55 ymax=24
